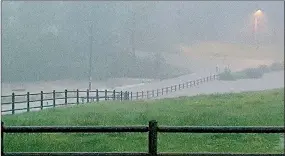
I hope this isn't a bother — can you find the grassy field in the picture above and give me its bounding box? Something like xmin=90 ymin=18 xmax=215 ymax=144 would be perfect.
xmin=2 ymin=88 xmax=284 ymax=153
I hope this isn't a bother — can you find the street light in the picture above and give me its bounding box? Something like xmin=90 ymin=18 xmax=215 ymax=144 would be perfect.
xmin=253 ymin=9 xmax=263 ymax=49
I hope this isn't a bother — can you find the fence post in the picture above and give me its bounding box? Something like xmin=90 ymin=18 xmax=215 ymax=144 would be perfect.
xmin=96 ymin=89 xmax=99 ymax=102
xmin=113 ymin=90 xmax=116 ymax=100
xmin=65 ymin=89 xmax=68 ymax=105
xmin=105 ymin=90 xmax=108 ymax=101
xmin=1 ymin=122 xmax=4 ymax=155
xmin=130 ymin=92 xmax=133 ymax=100
xmin=120 ymin=91 xmax=123 ymax=101
xmin=136 ymin=92 xmax=139 ymax=100
xmin=146 ymin=91 xmax=149 ymax=99
xmin=86 ymin=89 xmax=90 ymax=103
xmin=162 ymin=88 xmax=164 ymax=95
xmin=148 ymin=120 xmax=158 ymax=155
xmin=53 ymin=90 xmax=56 ymax=107
xmin=27 ymin=92 xmax=30 ymax=112
xmin=76 ymin=89 xmax=79 ymax=105
xmin=40 ymin=91 xmax=43 ymax=110
xmin=124 ymin=91 xmax=128 ymax=100
xmin=157 ymin=89 xmax=159 ymax=97
xmin=179 ymin=84 xmax=180 ymax=90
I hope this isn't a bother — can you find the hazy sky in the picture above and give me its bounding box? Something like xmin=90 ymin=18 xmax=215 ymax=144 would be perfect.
xmin=1 ymin=1 xmax=284 ymax=82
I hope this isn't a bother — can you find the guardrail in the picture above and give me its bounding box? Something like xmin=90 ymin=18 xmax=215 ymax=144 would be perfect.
xmin=2 ymin=120 xmax=284 ymax=156
xmin=1 ymin=75 xmax=218 ymax=115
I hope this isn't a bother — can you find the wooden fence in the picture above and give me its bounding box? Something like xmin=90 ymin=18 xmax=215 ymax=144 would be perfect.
xmin=1 ymin=74 xmax=218 ymax=115
xmin=2 ymin=120 xmax=284 ymax=156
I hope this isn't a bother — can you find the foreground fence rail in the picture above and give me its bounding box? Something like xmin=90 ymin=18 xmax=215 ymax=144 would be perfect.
xmin=1 ymin=75 xmax=218 ymax=115
xmin=2 ymin=120 xmax=284 ymax=156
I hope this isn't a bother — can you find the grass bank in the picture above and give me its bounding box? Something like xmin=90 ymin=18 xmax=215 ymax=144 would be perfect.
xmin=2 ymin=88 xmax=284 ymax=153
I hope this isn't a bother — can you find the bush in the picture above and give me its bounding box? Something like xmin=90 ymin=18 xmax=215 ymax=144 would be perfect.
xmin=218 ymin=69 xmax=236 ymax=81
xmin=257 ymin=64 xmax=270 ymax=73
xmin=243 ymin=68 xmax=263 ymax=79
xmin=269 ymin=62 xmax=284 ymax=71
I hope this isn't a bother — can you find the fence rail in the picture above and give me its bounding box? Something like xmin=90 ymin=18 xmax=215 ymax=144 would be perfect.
xmin=1 ymin=75 xmax=218 ymax=115
xmin=2 ymin=121 xmax=284 ymax=156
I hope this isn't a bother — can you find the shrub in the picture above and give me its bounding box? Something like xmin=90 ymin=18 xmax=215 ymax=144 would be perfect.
xmin=269 ymin=62 xmax=284 ymax=71
xmin=243 ymin=68 xmax=263 ymax=79
xmin=218 ymin=68 xmax=236 ymax=81
xmin=257 ymin=64 xmax=271 ymax=73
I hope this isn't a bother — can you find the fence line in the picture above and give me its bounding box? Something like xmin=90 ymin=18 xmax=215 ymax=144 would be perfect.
xmin=2 ymin=120 xmax=284 ymax=156
xmin=1 ymin=74 xmax=218 ymax=115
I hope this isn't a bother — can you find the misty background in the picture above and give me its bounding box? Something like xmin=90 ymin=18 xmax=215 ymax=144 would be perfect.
xmin=2 ymin=1 xmax=284 ymax=84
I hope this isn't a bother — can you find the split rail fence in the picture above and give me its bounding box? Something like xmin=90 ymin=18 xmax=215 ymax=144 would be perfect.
xmin=1 ymin=120 xmax=284 ymax=156
xmin=1 ymin=75 xmax=218 ymax=115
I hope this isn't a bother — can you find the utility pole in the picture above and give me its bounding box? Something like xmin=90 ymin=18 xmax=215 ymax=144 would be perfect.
xmin=88 ymin=25 xmax=93 ymax=91
xmin=131 ymin=11 xmax=136 ymax=55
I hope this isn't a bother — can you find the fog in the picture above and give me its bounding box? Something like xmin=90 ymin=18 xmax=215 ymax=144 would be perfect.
xmin=2 ymin=1 xmax=284 ymax=94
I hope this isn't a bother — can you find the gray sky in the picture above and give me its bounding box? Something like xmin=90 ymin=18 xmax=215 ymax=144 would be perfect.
xmin=2 ymin=1 xmax=284 ymax=82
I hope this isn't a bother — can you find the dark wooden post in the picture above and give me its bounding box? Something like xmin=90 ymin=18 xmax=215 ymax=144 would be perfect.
xmin=124 ymin=92 xmax=126 ymax=100
xmin=105 ymin=90 xmax=108 ymax=101
xmin=113 ymin=90 xmax=116 ymax=100
xmin=96 ymin=89 xmax=99 ymax=102
xmin=120 ymin=91 xmax=123 ymax=101
xmin=130 ymin=92 xmax=133 ymax=100
xmin=86 ymin=89 xmax=90 ymax=103
xmin=1 ymin=122 xmax=4 ymax=155
xmin=65 ymin=89 xmax=68 ymax=105
xmin=136 ymin=92 xmax=139 ymax=100
xmin=142 ymin=91 xmax=144 ymax=98
xmin=162 ymin=88 xmax=164 ymax=95
xmin=179 ymin=84 xmax=181 ymax=90
xmin=157 ymin=89 xmax=159 ymax=97
xmin=27 ymin=92 xmax=30 ymax=112
xmin=148 ymin=120 xmax=158 ymax=155
xmin=53 ymin=90 xmax=56 ymax=107
xmin=76 ymin=89 xmax=79 ymax=105
xmin=40 ymin=91 xmax=44 ymax=110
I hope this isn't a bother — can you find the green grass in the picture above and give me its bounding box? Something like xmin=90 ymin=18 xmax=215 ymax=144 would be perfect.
xmin=2 ymin=88 xmax=284 ymax=154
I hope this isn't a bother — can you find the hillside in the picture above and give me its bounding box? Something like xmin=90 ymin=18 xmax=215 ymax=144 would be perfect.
xmin=2 ymin=88 xmax=284 ymax=154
